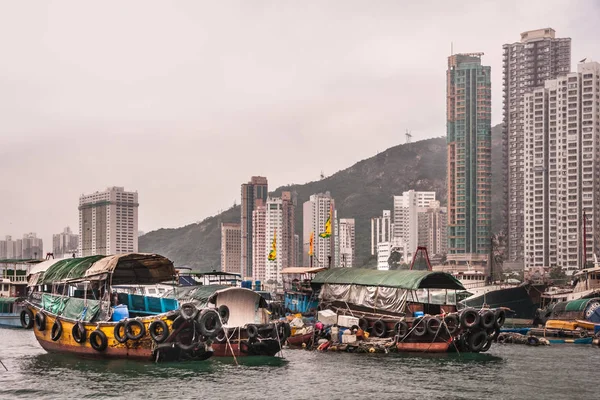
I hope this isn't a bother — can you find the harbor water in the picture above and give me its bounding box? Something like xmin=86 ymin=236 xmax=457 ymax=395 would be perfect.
xmin=2 ymin=327 xmax=600 ymax=399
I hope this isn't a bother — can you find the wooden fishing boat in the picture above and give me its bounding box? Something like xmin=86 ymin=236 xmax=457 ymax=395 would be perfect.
xmin=164 ymin=285 xmax=290 ymax=357
xmin=22 ymin=253 xmax=222 ymax=362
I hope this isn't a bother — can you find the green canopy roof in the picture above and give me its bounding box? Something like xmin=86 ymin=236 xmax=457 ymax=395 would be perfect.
xmin=39 ymin=255 xmax=106 ymax=285
xmin=311 ymin=268 xmax=465 ymax=290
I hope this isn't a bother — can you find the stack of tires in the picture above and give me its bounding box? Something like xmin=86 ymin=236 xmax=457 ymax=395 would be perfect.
xmin=454 ymin=308 xmax=506 ymax=353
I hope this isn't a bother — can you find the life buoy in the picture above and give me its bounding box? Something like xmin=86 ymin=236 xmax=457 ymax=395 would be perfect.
xmin=494 ymin=309 xmax=506 ymax=328
xmin=247 ymin=324 xmax=259 ymax=340
xmin=358 ymin=318 xmax=369 ymax=332
xmin=218 ymin=305 xmax=230 ymax=324
xmin=467 ymin=330 xmax=488 ymax=352
xmin=90 ymin=330 xmax=108 ymax=352
xmin=460 ymin=309 xmax=480 ymax=329
xmin=444 ymin=314 xmax=460 ymax=335
xmin=149 ymin=320 xmax=169 ymax=343
xmin=35 ymin=311 xmax=46 ymax=331
xmin=72 ymin=322 xmax=86 ymax=344
xmin=394 ymin=321 xmax=409 ymax=338
xmin=180 ymin=303 xmax=199 ymax=321
xmin=197 ymin=309 xmax=222 ymax=338
xmin=412 ymin=317 xmax=428 ymax=337
xmin=51 ymin=319 xmax=63 ymax=341
xmin=20 ymin=309 xmax=34 ymax=329
xmin=125 ymin=319 xmax=146 ymax=341
xmin=480 ymin=310 xmax=495 ymax=329
xmin=114 ymin=321 xmax=128 ymax=343
xmin=426 ymin=317 xmax=442 ymax=335
xmin=373 ymin=320 xmax=387 ymax=338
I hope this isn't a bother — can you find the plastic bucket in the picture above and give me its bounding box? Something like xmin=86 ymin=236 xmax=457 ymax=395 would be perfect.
xmin=414 ymin=311 xmax=424 ymax=318
xmin=112 ymin=304 xmax=130 ymax=321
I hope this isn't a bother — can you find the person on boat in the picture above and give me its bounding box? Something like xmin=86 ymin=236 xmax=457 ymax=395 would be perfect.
xmin=111 ymin=291 xmax=119 ymax=307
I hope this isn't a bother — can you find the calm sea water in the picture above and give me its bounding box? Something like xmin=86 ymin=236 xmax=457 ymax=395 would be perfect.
xmin=1 ymin=327 xmax=600 ymax=400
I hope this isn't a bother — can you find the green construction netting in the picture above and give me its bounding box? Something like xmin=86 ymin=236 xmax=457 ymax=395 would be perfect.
xmin=39 ymin=255 xmax=106 ymax=285
xmin=311 ymin=268 xmax=465 ymax=290
xmin=41 ymin=293 xmax=100 ymax=322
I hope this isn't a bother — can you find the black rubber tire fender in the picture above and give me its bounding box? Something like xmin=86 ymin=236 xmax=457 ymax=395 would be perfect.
xmin=90 ymin=330 xmax=108 ymax=352
xmin=481 ymin=338 xmax=493 ymax=353
xmin=20 ymin=309 xmax=34 ymax=329
xmin=276 ymin=322 xmax=291 ymax=341
xmin=35 ymin=311 xmax=46 ymax=332
xmin=426 ymin=317 xmax=442 ymax=335
xmin=149 ymin=320 xmax=170 ymax=343
xmin=218 ymin=305 xmax=230 ymax=324
xmin=460 ymin=309 xmax=480 ymax=330
xmin=394 ymin=321 xmax=409 ymax=338
xmin=494 ymin=309 xmax=506 ymax=329
xmin=180 ymin=303 xmax=199 ymax=321
xmin=125 ymin=319 xmax=146 ymax=341
xmin=372 ymin=320 xmax=387 ymax=338
xmin=114 ymin=321 xmax=128 ymax=343
xmin=197 ymin=309 xmax=222 ymax=338
xmin=444 ymin=314 xmax=460 ymax=335
xmin=246 ymin=324 xmax=259 ymax=339
xmin=216 ymin=328 xmax=227 ymax=342
xmin=527 ymin=336 xmax=540 ymax=346
xmin=412 ymin=317 xmax=428 ymax=337
xmin=480 ymin=310 xmax=495 ymax=330
xmin=358 ymin=318 xmax=369 ymax=332
xmin=51 ymin=318 xmax=63 ymax=342
xmin=72 ymin=322 xmax=86 ymax=344
xmin=467 ymin=330 xmax=488 ymax=352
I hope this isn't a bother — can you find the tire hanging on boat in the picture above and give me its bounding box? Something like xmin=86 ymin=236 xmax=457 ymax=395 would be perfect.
xmin=460 ymin=309 xmax=480 ymax=330
xmin=180 ymin=303 xmax=199 ymax=321
xmin=467 ymin=330 xmax=488 ymax=352
xmin=114 ymin=321 xmax=128 ymax=343
xmin=246 ymin=324 xmax=259 ymax=340
xmin=394 ymin=321 xmax=409 ymax=338
xmin=125 ymin=319 xmax=146 ymax=341
xmin=372 ymin=320 xmax=387 ymax=338
xmin=444 ymin=314 xmax=460 ymax=335
xmin=494 ymin=309 xmax=506 ymax=329
xmin=479 ymin=310 xmax=495 ymax=329
xmin=35 ymin=311 xmax=46 ymax=332
xmin=149 ymin=320 xmax=169 ymax=343
xmin=358 ymin=318 xmax=369 ymax=332
xmin=426 ymin=317 xmax=442 ymax=335
xmin=197 ymin=309 xmax=222 ymax=338
xmin=72 ymin=322 xmax=86 ymax=344
xmin=20 ymin=309 xmax=34 ymax=329
xmin=90 ymin=330 xmax=108 ymax=352
xmin=51 ymin=319 xmax=63 ymax=341
xmin=218 ymin=305 xmax=230 ymax=324
xmin=412 ymin=317 xmax=428 ymax=337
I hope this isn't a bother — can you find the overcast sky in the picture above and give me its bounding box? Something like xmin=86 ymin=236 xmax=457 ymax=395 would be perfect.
xmin=1 ymin=0 xmax=599 ymax=251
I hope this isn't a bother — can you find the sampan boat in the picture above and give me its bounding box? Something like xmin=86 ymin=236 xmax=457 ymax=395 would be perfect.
xmin=22 ymin=253 xmax=222 ymax=362
xmin=165 ymin=285 xmax=290 ymax=357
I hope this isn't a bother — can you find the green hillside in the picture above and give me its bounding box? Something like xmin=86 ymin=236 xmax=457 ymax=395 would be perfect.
xmin=140 ymin=124 xmax=504 ymax=270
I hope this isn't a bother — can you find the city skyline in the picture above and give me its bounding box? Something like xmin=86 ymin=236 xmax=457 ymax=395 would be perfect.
xmin=3 ymin=2 xmax=599 ymax=250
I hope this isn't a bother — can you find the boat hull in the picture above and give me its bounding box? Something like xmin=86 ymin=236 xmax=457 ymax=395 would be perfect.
xmin=287 ymin=332 xmax=313 ymax=348
xmin=396 ymin=340 xmax=451 ymax=353
xmin=0 ymin=313 xmax=22 ymax=328
xmin=212 ymin=340 xmax=282 ymax=357
xmin=460 ymin=284 xmax=546 ymax=320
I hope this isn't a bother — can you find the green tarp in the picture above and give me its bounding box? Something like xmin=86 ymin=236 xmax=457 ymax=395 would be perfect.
xmin=564 ymin=298 xmax=593 ymax=312
xmin=41 ymin=293 xmax=100 ymax=322
xmin=311 ymin=268 xmax=465 ymax=290
xmin=164 ymin=285 xmax=231 ymax=307
xmin=39 ymin=255 xmax=106 ymax=285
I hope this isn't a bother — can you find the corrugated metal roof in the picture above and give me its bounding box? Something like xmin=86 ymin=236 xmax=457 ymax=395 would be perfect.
xmin=311 ymin=268 xmax=465 ymax=290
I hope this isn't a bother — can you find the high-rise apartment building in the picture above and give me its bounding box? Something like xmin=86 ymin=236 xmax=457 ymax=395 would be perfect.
xmin=280 ymin=191 xmax=297 ymax=269
xmin=220 ymin=223 xmax=241 ymax=274
xmin=371 ymin=210 xmax=392 ymax=255
xmin=251 ymin=199 xmax=267 ymax=282
xmin=52 ymin=227 xmax=79 ymax=258
xmin=0 ymin=236 xmax=20 ymax=259
xmin=264 ymin=197 xmax=283 ymax=283
xmin=339 ymin=218 xmax=355 ymax=268
xmin=503 ymin=28 xmax=571 ymax=264
xmin=393 ymin=191 xmax=435 ymax=259
xmin=447 ymin=53 xmax=492 ymax=265
xmin=303 ymin=192 xmax=335 ymax=268
xmin=79 ymin=187 xmax=139 ymax=256
xmin=523 ymin=61 xmax=600 ymax=270
xmin=21 ymin=233 xmax=43 ymax=259
xmin=417 ymin=201 xmax=448 ymax=256
xmin=241 ymin=176 xmax=268 ymax=278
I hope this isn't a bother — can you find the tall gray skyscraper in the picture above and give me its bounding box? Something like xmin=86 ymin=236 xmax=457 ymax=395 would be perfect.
xmin=503 ymin=28 xmax=571 ymax=265
xmin=240 ymin=176 xmax=268 ymax=278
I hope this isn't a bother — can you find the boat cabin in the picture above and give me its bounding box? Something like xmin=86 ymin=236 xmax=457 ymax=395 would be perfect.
xmin=281 ymin=267 xmax=328 ymax=314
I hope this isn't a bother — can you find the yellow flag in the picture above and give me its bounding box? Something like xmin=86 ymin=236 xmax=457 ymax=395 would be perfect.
xmin=319 ymin=208 xmax=332 ymax=238
xmin=268 ymin=232 xmax=277 ymax=261
xmin=309 ymin=232 xmax=314 ymax=256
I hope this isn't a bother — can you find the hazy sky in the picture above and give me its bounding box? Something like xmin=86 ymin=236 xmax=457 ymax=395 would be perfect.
xmin=1 ymin=0 xmax=599 ymax=251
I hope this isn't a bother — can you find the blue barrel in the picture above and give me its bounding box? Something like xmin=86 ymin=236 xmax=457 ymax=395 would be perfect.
xmin=112 ymin=304 xmax=129 ymax=321
xmin=241 ymin=280 xmax=252 ymax=289
xmin=254 ymin=280 xmax=261 ymax=290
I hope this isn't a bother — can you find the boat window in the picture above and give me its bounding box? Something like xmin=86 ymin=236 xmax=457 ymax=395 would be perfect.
xmin=158 ymin=288 xmax=165 ymax=293
xmin=148 ymin=288 xmax=156 ymax=294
